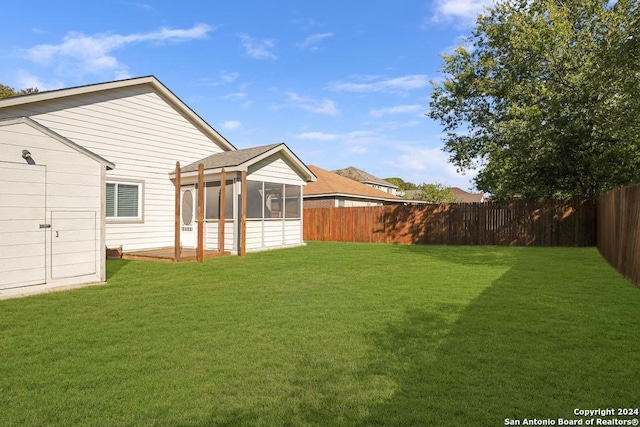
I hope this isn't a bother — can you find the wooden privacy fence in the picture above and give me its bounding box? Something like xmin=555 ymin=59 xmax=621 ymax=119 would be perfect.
xmin=597 ymin=184 xmax=640 ymax=286
xmin=304 ymin=200 xmax=596 ymax=246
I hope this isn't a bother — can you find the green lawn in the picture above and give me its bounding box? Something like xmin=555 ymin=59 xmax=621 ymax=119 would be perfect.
xmin=1 ymin=242 xmax=639 ymax=426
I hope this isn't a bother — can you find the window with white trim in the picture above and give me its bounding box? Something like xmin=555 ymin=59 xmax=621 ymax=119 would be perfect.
xmin=106 ymin=181 xmax=142 ymax=219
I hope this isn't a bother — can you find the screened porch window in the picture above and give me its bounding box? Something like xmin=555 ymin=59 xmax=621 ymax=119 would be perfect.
xmin=246 ymin=181 xmax=302 ymax=219
xmin=246 ymin=181 xmax=264 ymax=219
xmin=205 ymin=180 xmax=234 ymax=220
xmin=106 ymin=181 xmax=142 ymax=219
xmin=264 ymin=182 xmax=282 ymax=218
xmin=284 ymin=185 xmax=301 ymax=218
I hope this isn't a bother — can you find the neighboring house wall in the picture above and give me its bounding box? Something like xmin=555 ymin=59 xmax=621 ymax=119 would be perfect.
xmin=366 ymin=183 xmax=398 ymax=196
xmin=303 ymin=197 xmax=384 ymax=208
xmin=0 ymin=120 xmax=108 ymax=297
xmin=304 ymin=198 xmax=337 ymax=208
xmin=0 ymin=85 xmax=225 ymax=251
xmin=343 ymin=199 xmax=384 ymax=207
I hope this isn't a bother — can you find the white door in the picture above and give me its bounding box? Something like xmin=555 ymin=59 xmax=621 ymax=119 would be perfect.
xmin=0 ymin=162 xmax=46 ymax=290
xmin=180 ymin=186 xmax=196 ymax=248
xmin=51 ymin=211 xmax=97 ymax=279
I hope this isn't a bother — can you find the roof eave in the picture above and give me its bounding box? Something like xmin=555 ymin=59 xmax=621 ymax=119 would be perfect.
xmin=170 ymin=165 xmax=246 ymax=179
xmin=0 ymin=75 xmax=236 ymax=153
xmin=173 ymin=143 xmax=317 ymax=183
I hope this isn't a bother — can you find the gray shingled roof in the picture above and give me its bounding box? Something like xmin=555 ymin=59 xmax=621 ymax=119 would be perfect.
xmin=180 ymin=143 xmax=282 ymax=173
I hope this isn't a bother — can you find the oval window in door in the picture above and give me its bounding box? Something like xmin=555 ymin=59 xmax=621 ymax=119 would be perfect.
xmin=182 ymin=190 xmax=193 ymax=226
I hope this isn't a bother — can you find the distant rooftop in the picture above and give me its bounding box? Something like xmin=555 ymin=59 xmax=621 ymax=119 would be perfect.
xmin=449 ymin=187 xmax=485 ymax=203
xmin=332 ymin=166 xmax=397 ymax=188
xmin=305 ymin=165 xmax=404 ymax=202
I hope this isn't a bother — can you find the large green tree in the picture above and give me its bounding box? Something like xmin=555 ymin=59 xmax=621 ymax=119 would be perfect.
xmin=0 ymin=84 xmax=38 ymax=99
xmin=429 ymin=0 xmax=640 ymax=200
xmin=411 ymin=183 xmax=460 ymax=203
xmin=383 ymin=177 xmax=419 ymax=191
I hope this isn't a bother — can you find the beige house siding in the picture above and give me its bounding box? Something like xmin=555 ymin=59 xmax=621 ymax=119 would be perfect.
xmin=0 ymin=86 xmax=226 ymax=251
xmin=205 ymin=221 xmax=236 ymax=253
xmin=248 ymin=155 xmax=306 ymax=186
xmin=244 ymin=221 xmax=263 ymax=251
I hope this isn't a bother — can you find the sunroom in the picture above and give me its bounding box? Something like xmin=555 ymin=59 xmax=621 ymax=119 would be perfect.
xmin=171 ymin=143 xmax=316 ymax=258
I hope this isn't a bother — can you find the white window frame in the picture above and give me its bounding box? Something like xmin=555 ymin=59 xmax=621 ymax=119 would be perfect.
xmin=106 ymin=180 xmax=144 ymax=222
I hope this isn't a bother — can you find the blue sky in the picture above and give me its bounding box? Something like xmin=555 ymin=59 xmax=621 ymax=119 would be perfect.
xmin=2 ymin=0 xmax=494 ymax=190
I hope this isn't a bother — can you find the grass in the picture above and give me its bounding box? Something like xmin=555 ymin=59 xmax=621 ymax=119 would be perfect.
xmin=1 ymin=242 xmax=639 ymax=426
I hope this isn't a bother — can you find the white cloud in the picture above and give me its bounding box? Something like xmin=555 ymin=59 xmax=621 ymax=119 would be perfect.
xmin=370 ymin=104 xmax=425 ymax=117
xmin=438 ymin=36 xmax=476 ymax=60
xmin=277 ymin=91 xmax=339 ymax=116
xmin=391 ymin=144 xmax=477 ymax=187
xmin=345 ymin=130 xmax=377 ymax=140
xmin=297 ymin=132 xmax=341 ymax=141
xmin=219 ymin=71 xmax=239 ymax=83
xmin=296 ymin=130 xmax=375 ymax=142
xmin=23 ymin=23 xmax=213 ymax=79
xmin=222 ymin=91 xmax=247 ymax=100
xmin=200 ymin=71 xmax=241 ymax=88
xmin=430 ymin=0 xmax=495 ymax=26
xmin=133 ymin=2 xmax=155 ymax=11
xmin=14 ymin=70 xmax=64 ymax=91
xmin=384 ymin=120 xmax=423 ymax=129
xmin=114 ymin=69 xmax=133 ymax=80
xmin=238 ymin=33 xmax=277 ymax=60
xmin=222 ymin=120 xmax=241 ymax=130
xmin=328 ymin=74 xmax=430 ymax=94
xmin=397 ymin=146 xmax=451 ymax=171
xmin=297 ymin=32 xmax=334 ymax=51
xmin=347 ymin=146 xmax=368 ymax=154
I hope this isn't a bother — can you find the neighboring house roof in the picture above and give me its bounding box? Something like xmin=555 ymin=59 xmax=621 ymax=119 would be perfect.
xmin=176 ymin=143 xmax=316 ymax=182
xmin=332 ymin=166 xmax=397 ymax=188
xmin=449 ymin=187 xmax=485 ymax=203
xmin=0 ymin=116 xmax=115 ymax=170
xmin=305 ymin=165 xmax=405 ymax=202
xmin=404 ymin=187 xmax=485 ymax=203
xmin=0 ymin=75 xmax=235 ymax=152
